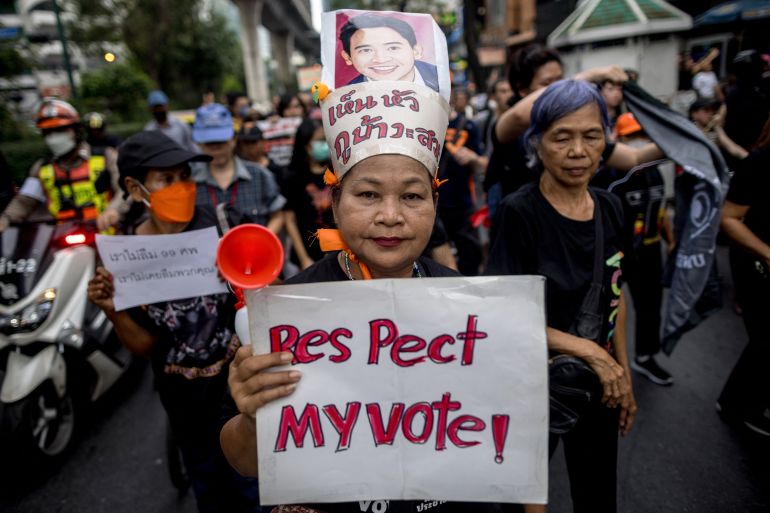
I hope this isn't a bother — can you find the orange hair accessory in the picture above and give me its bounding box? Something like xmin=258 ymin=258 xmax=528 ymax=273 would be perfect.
xmin=323 ymin=168 xmax=340 ymax=187
xmin=311 ymin=82 xmax=331 ymax=104
xmin=316 ymin=228 xmax=372 ymax=280
xmin=433 ymin=177 xmax=448 ymax=190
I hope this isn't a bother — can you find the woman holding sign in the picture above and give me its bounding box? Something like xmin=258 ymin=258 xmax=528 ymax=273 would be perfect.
xmin=486 ymin=79 xmax=637 ymax=513
xmin=220 ymin=9 xmax=505 ymax=513
xmin=87 ymin=131 xmax=262 ymax=513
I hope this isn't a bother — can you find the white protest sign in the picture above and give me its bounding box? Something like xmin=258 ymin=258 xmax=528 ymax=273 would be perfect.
xmin=246 ymin=276 xmax=549 ymax=506
xmin=96 ymin=227 xmax=227 ymax=311
xmin=256 ymin=117 xmax=303 ymax=167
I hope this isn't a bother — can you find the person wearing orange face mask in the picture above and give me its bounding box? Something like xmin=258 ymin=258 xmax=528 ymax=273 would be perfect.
xmin=87 ymin=131 xmax=264 ymax=513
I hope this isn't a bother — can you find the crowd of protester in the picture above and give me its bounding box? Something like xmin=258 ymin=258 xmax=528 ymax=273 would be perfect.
xmin=1 ymin=27 xmax=769 ymax=513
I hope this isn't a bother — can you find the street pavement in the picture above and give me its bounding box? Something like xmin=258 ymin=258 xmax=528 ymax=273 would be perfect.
xmin=0 ymin=247 xmax=768 ymax=513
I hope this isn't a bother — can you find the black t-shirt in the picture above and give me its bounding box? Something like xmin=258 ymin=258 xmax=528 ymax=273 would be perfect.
xmin=127 ymin=205 xmax=248 ymax=443
xmin=437 ymin=115 xmax=482 ymax=211
xmin=483 ymin=122 xmax=533 ymax=197
xmin=284 ymin=164 xmax=335 ymax=261
xmin=593 ymin=164 xmax=666 ymax=250
xmin=724 ymin=84 xmax=770 ymax=150
xmin=284 ymin=252 xmax=460 ymax=284
xmin=485 ymin=182 xmax=627 ymax=350
xmin=221 ymin=255 xmax=503 ymax=513
xmin=727 ymin=146 xmax=770 ymax=245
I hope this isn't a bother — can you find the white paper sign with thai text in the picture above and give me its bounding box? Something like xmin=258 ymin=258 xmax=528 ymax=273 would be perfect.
xmin=246 ymin=276 xmax=549 ymax=505
xmin=96 ymin=227 xmax=227 ymax=311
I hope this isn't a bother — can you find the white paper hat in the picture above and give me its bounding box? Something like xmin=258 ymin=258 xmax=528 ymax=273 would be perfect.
xmin=317 ymin=9 xmax=451 ymax=179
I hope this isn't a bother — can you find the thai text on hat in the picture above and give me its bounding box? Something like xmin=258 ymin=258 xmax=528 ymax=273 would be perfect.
xmin=315 ymin=9 xmax=451 ymax=181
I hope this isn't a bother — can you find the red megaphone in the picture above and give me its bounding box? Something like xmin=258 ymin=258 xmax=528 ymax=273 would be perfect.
xmin=216 ymin=224 xmax=284 ymax=289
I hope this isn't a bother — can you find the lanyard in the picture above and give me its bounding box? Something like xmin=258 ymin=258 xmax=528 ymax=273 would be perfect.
xmin=208 ymin=181 xmax=239 ymax=207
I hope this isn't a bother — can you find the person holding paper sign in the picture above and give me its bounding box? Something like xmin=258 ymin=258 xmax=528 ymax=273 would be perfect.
xmin=220 ymin=10 xmax=503 ymax=513
xmin=87 ymin=131 xmax=263 ymax=513
xmin=486 ymin=80 xmax=637 ymax=513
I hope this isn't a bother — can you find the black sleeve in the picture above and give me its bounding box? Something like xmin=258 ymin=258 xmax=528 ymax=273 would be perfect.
xmin=484 ymin=196 xmax=535 ymax=276
xmin=604 ymin=190 xmax=630 ymax=254
xmin=465 ymin=119 xmax=483 ymax=155
xmin=126 ymin=305 xmax=161 ymax=337
xmin=726 ymin=148 xmax=769 ymax=206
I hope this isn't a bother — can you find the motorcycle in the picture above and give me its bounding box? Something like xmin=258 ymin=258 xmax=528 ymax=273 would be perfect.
xmin=0 ymin=220 xmax=131 ymax=464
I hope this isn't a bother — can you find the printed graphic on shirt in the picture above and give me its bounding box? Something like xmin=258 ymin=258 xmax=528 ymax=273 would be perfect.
xmin=146 ymin=293 xmax=234 ymax=377
xmin=605 ymin=251 xmax=624 ymax=350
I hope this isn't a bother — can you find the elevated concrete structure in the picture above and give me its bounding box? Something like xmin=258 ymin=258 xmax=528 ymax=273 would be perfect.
xmin=233 ymin=0 xmax=320 ymax=105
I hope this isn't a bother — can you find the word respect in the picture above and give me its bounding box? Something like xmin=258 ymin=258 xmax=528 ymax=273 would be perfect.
xmin=270 ymin=315 xmax=487 ymax=367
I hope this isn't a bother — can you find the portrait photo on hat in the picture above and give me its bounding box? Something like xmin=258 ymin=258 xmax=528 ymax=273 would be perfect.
xmin=317 ymin=9 xmax=451 ymax=180
xmin=321 ymin=9 xmax=451 ymax=101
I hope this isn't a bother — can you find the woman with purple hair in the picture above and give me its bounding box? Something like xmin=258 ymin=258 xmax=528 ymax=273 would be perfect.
xmin=486 ymin=79 xmax=637 ymax=513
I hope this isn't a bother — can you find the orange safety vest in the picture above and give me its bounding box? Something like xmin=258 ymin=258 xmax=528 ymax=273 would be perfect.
xmin=38 ymin=156 xmax=109 ymax=221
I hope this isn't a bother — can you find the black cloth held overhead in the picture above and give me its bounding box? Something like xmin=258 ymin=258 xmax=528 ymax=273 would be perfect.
xmin=623 ymin=81 xmax=729 ymax=355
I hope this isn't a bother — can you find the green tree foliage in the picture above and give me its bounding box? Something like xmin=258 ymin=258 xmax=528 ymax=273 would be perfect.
xmin=69 ymin=0 xmax=243 ymax=108
xmin=78 ymin=62 xmax=153 ymax=122
xmin=0 ymin=39 xmax=34 ymax=141
xmin=0 ymin=42 xmax=29 ymax=79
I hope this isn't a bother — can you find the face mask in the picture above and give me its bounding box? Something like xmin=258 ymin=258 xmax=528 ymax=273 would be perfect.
xmin=239 ymin=105 xmax=250 ymax=118
xmin=45 ymin=132 xmax=76 ymax=158
xmin=310 ymin=140 xmax=330 ymax=163
xmin=139 ymin=180 xmax=196 ymax=223
xmin=153 ymin=110 xmax=168 ymax=123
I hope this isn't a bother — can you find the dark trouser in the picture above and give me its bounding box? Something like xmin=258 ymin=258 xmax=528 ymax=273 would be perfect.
xmin=718 ymin=247 xmax=770 ymax=418
xmin=549 ymin=403 xmax=619 ymax=513
xmin=623 ymin=241 xmax=664 ymax=357
xmin=175 ymin=426 xmax=265 ymax=513
xmin=438 ymin=207 xmax=482 ymax=276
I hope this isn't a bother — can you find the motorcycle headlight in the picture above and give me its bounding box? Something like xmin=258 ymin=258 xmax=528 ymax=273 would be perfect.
xmin=0 ymin=288 xmax=56 ymax=335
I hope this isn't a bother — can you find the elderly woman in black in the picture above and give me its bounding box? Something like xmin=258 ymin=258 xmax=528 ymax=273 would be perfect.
xmin=486 ymin=79 xmax=636 ymax=513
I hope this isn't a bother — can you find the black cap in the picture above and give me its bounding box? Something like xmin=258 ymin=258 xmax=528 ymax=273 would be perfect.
xmin=238 ymin=123 xmax=263 ymax=142
xmin=118 ymin=130 xmax=211 ymax=194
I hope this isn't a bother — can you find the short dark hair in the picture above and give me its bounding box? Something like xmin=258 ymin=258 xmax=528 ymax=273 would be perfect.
xmin=339 ymin=14 xmax=417 ymax=55
xmin=508 ymin=44 xmax=562 ymax=95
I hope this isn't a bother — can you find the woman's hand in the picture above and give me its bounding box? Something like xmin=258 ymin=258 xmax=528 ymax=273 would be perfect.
xmin=618 ymin=375 xmax=637 ymax=436
xmin=87 ymin=266 xmax=116 ymax=313
xmin=583 ymin=346 xmax=630 ymax=408
xmin=228 ymin=346 xmax=302 ymax=418
xmin=96 ymin=208 xmax=120 ymax=232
